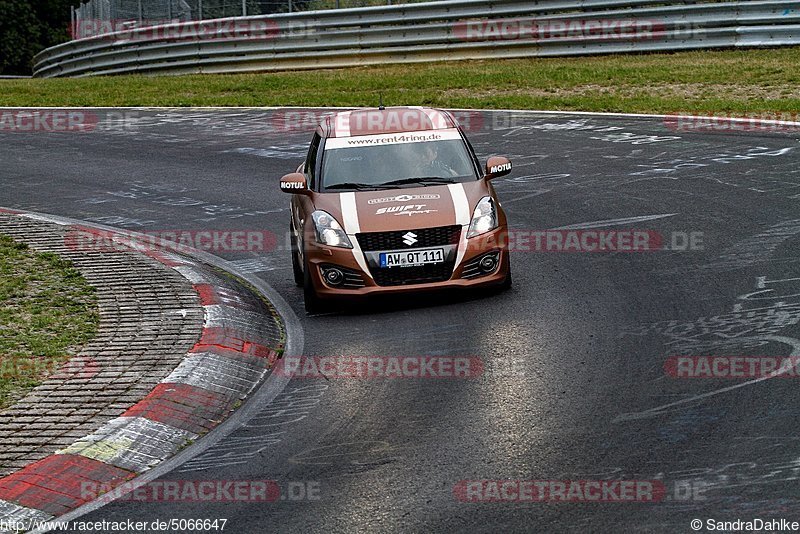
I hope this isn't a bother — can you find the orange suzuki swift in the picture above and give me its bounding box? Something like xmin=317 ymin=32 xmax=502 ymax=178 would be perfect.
xmin=280 ymin=106 xmax=512 ymax=313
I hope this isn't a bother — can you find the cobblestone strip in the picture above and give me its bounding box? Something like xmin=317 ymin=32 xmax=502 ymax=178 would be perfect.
xmin=0 ymin=211 xmax=285 ymax=531
xmin=0 ymin=215 xmax=203 ymax=477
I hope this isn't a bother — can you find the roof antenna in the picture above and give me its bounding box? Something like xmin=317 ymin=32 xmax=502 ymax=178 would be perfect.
xmin=378 ymin=93 xmax=385 ymax=110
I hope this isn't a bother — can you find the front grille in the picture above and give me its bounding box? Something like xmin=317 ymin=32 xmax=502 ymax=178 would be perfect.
xmin=371 ymin=261 xmax=455 ymax=287
xmin=342 ymin=271 xmax=366 ymax=288
xmin=356 ymin=225 xmax=461 ymax=252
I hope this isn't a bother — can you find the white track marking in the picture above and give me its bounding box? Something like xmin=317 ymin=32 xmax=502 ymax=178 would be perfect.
xmin=552 ymin=213 xmax=678 ymax=230
xmin=6 ymin=107 xmax=798 ymax=131
xmin=613 ymin=335 xmax=800 ymax=423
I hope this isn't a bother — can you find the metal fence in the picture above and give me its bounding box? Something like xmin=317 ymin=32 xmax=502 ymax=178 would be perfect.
xmin=36 ymin=0 xmax=800 ymax=78
xmin=70 ymin=0 xmax=427 ymax=39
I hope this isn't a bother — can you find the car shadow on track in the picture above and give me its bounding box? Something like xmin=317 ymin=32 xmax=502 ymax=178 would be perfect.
xmin=306 ymin=285 xmax=512 ymax=317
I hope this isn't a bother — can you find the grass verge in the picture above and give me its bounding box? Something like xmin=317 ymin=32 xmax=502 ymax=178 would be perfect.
xmin=1 ymin=48 xmax=799 ymax=114
xmin=0 ymin=234 xmax=98 ymax=409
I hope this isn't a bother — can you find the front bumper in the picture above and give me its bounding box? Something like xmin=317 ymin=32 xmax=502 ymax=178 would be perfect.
xmin=304 ymin=226 xmax=510 ymax=300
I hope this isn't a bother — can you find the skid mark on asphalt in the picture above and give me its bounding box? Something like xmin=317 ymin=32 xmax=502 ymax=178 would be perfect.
xmin=627 ymin=146 xmax=796 ymax=180
xmin=501 ymin=172 xmax=570 ymax=184
xmin=288 ymin=441 xmax=401 ymax=467
xmin=692 ymin=219 xmax=800 ymax=272
xmin=176 ymin=431 xmax=288 ymax=472
xmin=77 ymin=197 xmax=119 ymax=205
xmin=177 ymin=384 xmax=328 ymax=473
xmin=225 ymin=146 xmax=308 ymax=159
xmin=623 ymin=273 xmax=800 ymax=353
xmin=618 ymin=268 xmax=800 ymax=421
xmin=590 ymin=132 xmax=682 ymax=145
xmin=500 ymin=191 xmax=551 ymax=203
xmin=498 ymin=118 xmax=625 ymax=137
xmin=228 ymin=257 xmax=288 ymax=273
xmin=570 ymin=459 xmax=800 ymax=507
xmin=615 ymin=334 xmax=800 ymax=422
xmin=101 ymin=182 xmax=284 ymax=222
xmin=84 ymin=215 xmax=157 ymax=227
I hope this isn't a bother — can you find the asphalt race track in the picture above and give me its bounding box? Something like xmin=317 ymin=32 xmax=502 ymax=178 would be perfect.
xmin=3 ymin=109 xmax=800 ymax=532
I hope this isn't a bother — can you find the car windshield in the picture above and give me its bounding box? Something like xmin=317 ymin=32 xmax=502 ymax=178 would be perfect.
xmin=320 ymin=129 xmax=477 ymax=190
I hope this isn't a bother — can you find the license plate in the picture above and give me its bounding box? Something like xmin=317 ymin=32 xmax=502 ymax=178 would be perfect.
xmin=379 ymin=248 xmax=445 ymax=268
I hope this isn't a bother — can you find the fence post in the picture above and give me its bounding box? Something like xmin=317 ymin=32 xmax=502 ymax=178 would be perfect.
xmin=242 ymin=0 xmax=246 ymax=16
xmin=198 ymin=0 xmax=202 ymax=19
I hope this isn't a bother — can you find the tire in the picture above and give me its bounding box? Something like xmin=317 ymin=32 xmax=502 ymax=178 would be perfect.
xmin=290 ymin=222 xmax=303 ymax=287
xmin=303 ymin=257 xmax=326 ymax=314
xmin=498 ymin=262 xmax=512 ymax=291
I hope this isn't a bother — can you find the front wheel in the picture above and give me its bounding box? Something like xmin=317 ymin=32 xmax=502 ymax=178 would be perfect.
xmin=303 ymin=258 xmax=326 ymax=314
xmin=498 ymin=263 xmax=512 ymax=291
xmin=290 ymin=222 xmax=303 ymax=287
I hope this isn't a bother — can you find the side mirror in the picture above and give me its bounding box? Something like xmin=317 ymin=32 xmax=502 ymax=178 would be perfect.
xmin=280 ymin=172 xmax=308 ymax=194
xmin=484 ymin=156 xmax=512 ymax=180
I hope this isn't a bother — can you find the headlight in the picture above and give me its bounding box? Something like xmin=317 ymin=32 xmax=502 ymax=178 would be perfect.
xmin=311 ymin=211 xmax=353 ymax=248
xmin=467 ymin=196 xmax=498 ymax=238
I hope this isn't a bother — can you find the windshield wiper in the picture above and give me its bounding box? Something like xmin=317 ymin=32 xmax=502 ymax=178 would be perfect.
xmin=381 ymin=176 xmax=457 ymax=186
xmin=326 ymin=177 xmax=452 ymax=190
xmin=325 ymin=182 xmax=383 ymax=190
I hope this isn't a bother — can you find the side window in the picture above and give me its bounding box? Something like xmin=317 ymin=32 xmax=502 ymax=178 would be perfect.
xmin=305 ymin=133 xmax=321 ymax=188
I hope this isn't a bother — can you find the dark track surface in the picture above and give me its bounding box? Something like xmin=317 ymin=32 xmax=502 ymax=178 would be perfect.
xmin=3 ymin=109 xmax=800 ymax=533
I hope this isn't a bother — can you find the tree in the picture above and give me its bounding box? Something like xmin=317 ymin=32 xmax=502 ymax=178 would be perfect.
xmin=0 ymin=0 xmax=72 ymax=75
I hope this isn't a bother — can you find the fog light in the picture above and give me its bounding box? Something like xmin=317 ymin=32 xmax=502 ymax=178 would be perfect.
xmin=322 ymin=267 xmax=344 ymax=287
xmin=479 ymin=254 xmax=498 ymax=273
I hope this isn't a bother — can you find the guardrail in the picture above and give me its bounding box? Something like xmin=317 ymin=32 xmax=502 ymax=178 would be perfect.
xmin=33 ymin=0 xmax=800 ymax=77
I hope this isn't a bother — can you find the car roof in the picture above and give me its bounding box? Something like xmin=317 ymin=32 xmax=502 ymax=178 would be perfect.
xmin=318 ymin=106 xmax=459 ymax=138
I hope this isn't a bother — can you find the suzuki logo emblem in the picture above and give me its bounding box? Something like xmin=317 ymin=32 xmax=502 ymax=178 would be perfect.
xmin=402 ymin=232 xmax=418 ymax=246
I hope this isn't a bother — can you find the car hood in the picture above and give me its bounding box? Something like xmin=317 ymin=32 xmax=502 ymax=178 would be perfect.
xmin=312 ymin=182 xmax=489 ymax=234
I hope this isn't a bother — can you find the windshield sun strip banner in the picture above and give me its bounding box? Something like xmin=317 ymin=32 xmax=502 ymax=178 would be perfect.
xmin=324 ymin=129 xmax=463 ymax=150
